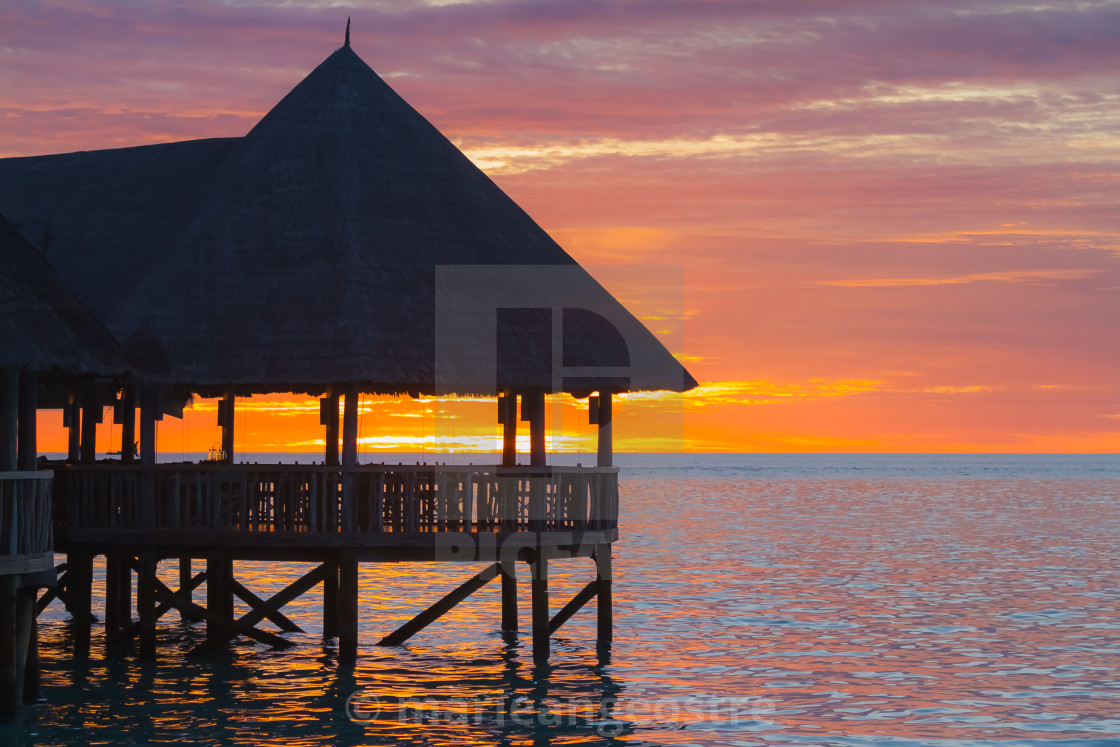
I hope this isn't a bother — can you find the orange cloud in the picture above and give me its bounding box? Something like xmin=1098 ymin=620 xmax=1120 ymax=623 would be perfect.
xmin=817 ymin=268 xmax=1104 ymax=287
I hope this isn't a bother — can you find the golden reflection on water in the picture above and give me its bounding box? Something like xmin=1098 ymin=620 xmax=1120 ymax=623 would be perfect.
xmin=12 ymin=467 xmax=1120 ymax=746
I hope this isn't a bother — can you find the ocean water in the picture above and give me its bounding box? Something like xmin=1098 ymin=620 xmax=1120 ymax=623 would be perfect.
xmin=7 ymin=453 xmax=1120 ymax=746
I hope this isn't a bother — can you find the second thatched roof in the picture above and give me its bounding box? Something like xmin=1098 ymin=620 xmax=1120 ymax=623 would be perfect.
xmin=0 ymin=212 xmax=130 ymax=377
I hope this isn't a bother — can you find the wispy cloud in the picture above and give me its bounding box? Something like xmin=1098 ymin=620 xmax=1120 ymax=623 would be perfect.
xmin=817 ymin=268 xmax=1104 ymax=288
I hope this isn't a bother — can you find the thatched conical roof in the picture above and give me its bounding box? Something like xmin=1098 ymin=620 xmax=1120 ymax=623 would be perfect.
xmin=0 ymin=45 xmax=696 ymax=396
xmin=0 ymin=212 xmax=130 ymax=376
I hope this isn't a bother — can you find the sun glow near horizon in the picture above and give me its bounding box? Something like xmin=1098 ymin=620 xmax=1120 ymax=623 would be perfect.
xmin=33 ymin=381 xmax=1120 ymax=457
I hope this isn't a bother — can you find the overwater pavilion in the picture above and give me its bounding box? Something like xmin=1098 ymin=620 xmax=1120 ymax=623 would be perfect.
xmin=0 ymin=37 xmax=696 ymax=664
xmin=0 ymin=213 xmax=130 ymax=705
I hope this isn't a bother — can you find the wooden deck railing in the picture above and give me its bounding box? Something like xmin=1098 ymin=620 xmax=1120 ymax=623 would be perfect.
xmin=0 ymin=471 xmax=55 ymax=575
xmin=57 ymin=464 xmax=619 ymax=539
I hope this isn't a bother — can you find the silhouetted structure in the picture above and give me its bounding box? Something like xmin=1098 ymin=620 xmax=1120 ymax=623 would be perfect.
xmin=0 ymin=212 xmax=129 ymax=706
xmin=0 ymin=37 xmax=695 ymax=665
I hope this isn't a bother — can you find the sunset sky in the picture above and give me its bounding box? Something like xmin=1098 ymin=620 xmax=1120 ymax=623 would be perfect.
xmin=3 ymin=0 xmax=1119 ymax=453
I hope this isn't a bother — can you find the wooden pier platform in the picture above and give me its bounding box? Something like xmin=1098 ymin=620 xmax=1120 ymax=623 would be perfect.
xmin=47 ymin=463 xmax=618 ymax=664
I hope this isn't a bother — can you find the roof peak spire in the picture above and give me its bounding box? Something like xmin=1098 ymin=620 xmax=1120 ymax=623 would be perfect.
xmin=345 ymin=16 xmax=350 ymax=47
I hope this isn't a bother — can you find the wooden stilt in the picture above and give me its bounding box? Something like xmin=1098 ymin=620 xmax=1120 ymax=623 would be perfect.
xmin=338 ymin=553 xmax=358 ymax=664
xmin=104 ymin=555 xmax=122 ymax=638
xmin=67 ymin=552 xmax=94 ymax=654
xmin=378 ymin=564 xmax=500 ymax=646
xmin=323 ymin=390 xmax=340 ymax=467
xmin=0 ymin=575 xmax=17 ymax=708
xmin=220 ymin=388 xmax=235 ymax=464
xmin=16 ymin=369 xmax=36 ymax=471
xmin=528 ymin=390 xmax=546 ymax=467
xmin=65 ymin=386 xmax=80 ymax=463
xmin=117 ymin=556 xmax=132 ymax=624
xmin=527 ymin=392 xmax=547 ymax=531
xmin=140 ymin=385 xmax=157 ymax=466
xmin=119 ymin=386 xmax=136 ymax=464
xmin=79 ymin=382 xmax=98 ymax=463
xmin=322 ymin=561 xmax=339 ymax=637
xmin=206 ymin=557 xmax=233 ymax=641
xmin=136 ymin=554 xmax=158 ymax=659
xmin=596 ymin=392 xmax=613 ymax=468
xmin=500 ymin=561 xmax=518 ymax=631
xmin=19 ymin=590 xmax=38 ymax=704
xmin=596 ymin=545 xmax=613 ymax=642
xmin=341 ymin=384 xmax=359 ymax=468
xmin=0 ymin=366 xmax=17 ymax=471
xmin=501 ymin=391 xmax=517 ymax=467
xmin=14 ymin=588 xmax=33 ymax=704
xmin=531 ymin=553 xmax=549 ymax=663
xmin=179 ymin=558 xmax=198 ymax=622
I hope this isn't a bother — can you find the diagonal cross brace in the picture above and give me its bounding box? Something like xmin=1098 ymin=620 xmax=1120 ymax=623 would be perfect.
xmin=35 ymin=565 xmax=70 ymax=617
xmin=548 ymin=580 xmax=598 ymax=635
xmin=122 ymin=556 xmax=294 ymax=651
xmin=378 ymin=563 xmax=501 ymax=647
xmin=111 ymin=572 xmax=207 ymax=645
xmin=192 ymin=562 xmax=330 ymax=654
xmin=229 ymin=578 xmax=304 ymax=633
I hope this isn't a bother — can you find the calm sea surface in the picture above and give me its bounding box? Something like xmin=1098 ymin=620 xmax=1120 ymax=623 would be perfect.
xmin=7 ymin=453 xmax=1120 ymax=746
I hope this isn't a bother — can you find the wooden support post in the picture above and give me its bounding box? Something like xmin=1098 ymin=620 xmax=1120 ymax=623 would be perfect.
xmin=221 ymin=387 xmax=235 ymax=464
xmin=66 ymin=386 xmax=80 ymax=463
xmin=596 ymin=545 xmax=613 ymax=642
xmin=140 ymin=385 xmax=158 ymax=466
xmin=117 ymin=556 xmax=132 ymax=624
xmin=104 ymin=555 xmax=122 ymax=638
xmin=322 ymin=561 xmax=339 ymax=637
xmin=528 ymin=390 xmax=546 ymax=468
xmin=67 ymin=552 xmax=94 ymax=654
xmin=323 ymin=390 xmax=340 ymax=467
xmin=0 ymin=366 xmax=17 ymax=471
xmin=18 ymin=590 xmax=38 ymax=704
xmin=501 ymin=391 xmax=517 ymax=467
xmin=119 ymin=386 xmax=136 ymax=464
xmin=206 ymin=557 xmax=233 ymax=641
xmin=500 ymin=561 xmax=518 ymax=631
xmin=79 ymin=382 xmax=99 ymax=463
xmin=0 ymin=575 xmax=17 ymax=708
xmin=596 ymin=392 xmax=613 ymax=468
xmin=341 ymin=384 xmax=359 ymax=468
xmin=531 ymin=553 xmax=549 ymax=663
xmin=378 ymin=564 xmax=500 ymax=647
xmin=179 ymin=558 xmax=197 ymax=622
xmin=16 ymin=369 xmax=37 ymax=471
xmin=338 ymin=553 xmax=358 ymax=664
xmin=136 ymin=554 xmax=158 ymax=659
